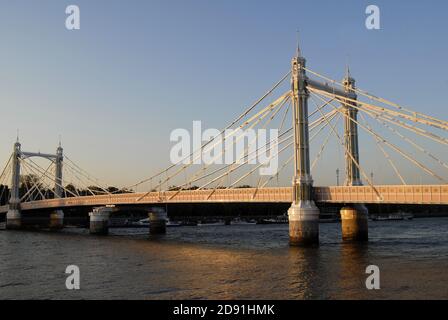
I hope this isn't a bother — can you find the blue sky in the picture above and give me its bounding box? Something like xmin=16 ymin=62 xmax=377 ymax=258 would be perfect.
xmin=0 ymin=0 xmax=447 ymax=187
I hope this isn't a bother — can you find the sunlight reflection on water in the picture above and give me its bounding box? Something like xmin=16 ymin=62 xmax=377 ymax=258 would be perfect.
xmin=0 ymin=218 xmax=447 ymax=299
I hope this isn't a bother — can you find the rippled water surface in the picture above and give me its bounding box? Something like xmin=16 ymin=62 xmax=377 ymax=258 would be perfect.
xmin=1 ymin=218 xmax=447 ymax=299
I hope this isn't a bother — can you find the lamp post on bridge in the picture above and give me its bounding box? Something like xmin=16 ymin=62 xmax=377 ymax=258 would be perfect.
xmin=287 ymin=45 xmax=320 ymax=246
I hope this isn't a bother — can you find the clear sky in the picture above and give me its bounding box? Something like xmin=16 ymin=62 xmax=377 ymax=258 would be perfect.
xmin=0 ymin=0 xmax=447 ymax=188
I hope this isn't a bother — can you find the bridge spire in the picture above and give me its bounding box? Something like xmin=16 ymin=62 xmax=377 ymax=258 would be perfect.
xmin=296 ymin=31 xmax=301 ymax=58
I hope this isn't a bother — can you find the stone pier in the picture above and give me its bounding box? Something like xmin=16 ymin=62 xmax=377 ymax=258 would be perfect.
xmin=340 ymin=205 xmax=369 ymax=242
xmin=288 ymin=200 xmax=320 ymax=246
xmin=148 ymin=207 xmax=167 ymax=235
xmin=6 ymin=209 xmax=21 ymax=230
xmin=89 ymin=207 xmax=112 ymax=235
xmin=49 ymin=210 xmax=64 ymax=230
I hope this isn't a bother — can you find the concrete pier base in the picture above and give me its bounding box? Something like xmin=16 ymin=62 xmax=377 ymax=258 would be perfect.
xmin=340 ymin=204 xmax=368 ymax=242
xmin=6 ymin=209 xmax=21 ymax=230
xmin=149 ymin=207 xmax=167 ymax=235
xmin=49 ymin=210 xmax=64 ymax=230
xmin=288 ymin=201 xmax=320 ymax=246
xmin=89 ymin=207 xmax=112 ymax=235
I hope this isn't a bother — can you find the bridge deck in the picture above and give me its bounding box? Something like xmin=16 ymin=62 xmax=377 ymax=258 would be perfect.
xmin=0 ymin=185 xmax=447 ymax=213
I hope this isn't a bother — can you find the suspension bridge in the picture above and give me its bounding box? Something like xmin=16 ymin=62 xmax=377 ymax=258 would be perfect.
xmin=1 ymin=43 xmax=447 ymax=245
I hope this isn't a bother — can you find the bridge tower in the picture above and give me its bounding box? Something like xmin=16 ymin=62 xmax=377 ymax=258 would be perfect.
xmin=54 ymin=143 xmax=63 ymax=198
xmin=287 ymin=46 xmax=320 ymax=246
xmin=6 ymin=141 xmax=22 ymax=229
xmin=5 ymin=140 xmax=66 ymax=230
xmin=340 ymin=68 xmax=368 ymax=241
xmin=49 ymin=143 xmax=64 ymax=229
xmin=342 ymin=68 xmax=362 ymax=186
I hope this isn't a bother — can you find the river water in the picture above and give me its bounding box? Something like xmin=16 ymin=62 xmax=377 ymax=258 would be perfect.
xmin=0 ymin=218 xmax=447 ymax=300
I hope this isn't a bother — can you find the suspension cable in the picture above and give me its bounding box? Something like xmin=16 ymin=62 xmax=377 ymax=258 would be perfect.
xmin=128 ymin=72 xmax=291 ymax=190
xmin=359 ymin=112 xmax=407 ymax=185
xmin=64 ymin=156 xmax=111 ymax=194
xmin=0 ymin=154 xmax=13 ymax=185
xmin=20 ymin=160 xmax=53 ymax=201
xmin=310 ymin=93 xmax=383 ymax=199
xmin=309 ymin=86 xmax=448 ymax=146
xmin=304 ymin=66 xmax=448 ymax=130
xmin=200 ymin=95 xmax=291 ymax=192
xmin=364 ymin=110 xmax=448 ymax=171
xmin=228 ymin=139 xmax=293 ymax=189
xmin=178 ymin=94 xmax=291 ymax=191
xmin=311 ymin=92 xmax=447 ymax=184
xmin=22 ymin=158 xmax=79 ymax=198
xmin=311 ymin=114 xmax=341 ymax=171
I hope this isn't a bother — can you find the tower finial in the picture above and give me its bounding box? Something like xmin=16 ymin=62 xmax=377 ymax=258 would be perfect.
xmin=345 ymin=54 xmax=351 ymax=79
xmin=16 ymin=129 xmax=19 ymax=143
xmin=296 ymin=30 xmax=301 ymax=57
xmin=58 ymin=134 xmax=62 ymax=148
xmin=345 ymin=64 xmax=351 ymax=79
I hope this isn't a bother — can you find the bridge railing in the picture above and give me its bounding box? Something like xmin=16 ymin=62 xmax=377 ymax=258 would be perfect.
xmin=1 ymin=185 xmax=446 ymax=214
xmin=314 ymin=185 xmax=448 ymax=204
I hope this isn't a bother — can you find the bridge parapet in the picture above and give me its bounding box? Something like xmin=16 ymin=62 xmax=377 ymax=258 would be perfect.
xmin=1 ymin=185 xmax=446 ymax=215
xmin=314 ymin=185 xmax=448 ymax=204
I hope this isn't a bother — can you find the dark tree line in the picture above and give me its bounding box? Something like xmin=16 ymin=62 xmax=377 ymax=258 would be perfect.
xmin=0 ymin=185 xmax=9 ymax=206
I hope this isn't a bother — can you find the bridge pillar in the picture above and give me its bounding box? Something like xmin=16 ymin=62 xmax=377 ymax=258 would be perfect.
xmin=49 ymin=210 xmax=64 ymax=230
xmin=6 ymin=210 xmax=21 ymax=230
xmin=6 ymin=141 xmax=22 ymax=230
xmin=48 ymin=144 xmax=65 ymax=230
xmin=341 ymin=70 xmax=368 ymax=242
xmin=148 ymin=207 xmax=167 ymax=235
xmin=340 ymin=204 xmax=368 ymax=241
xmin=288 ymin=47 xmax=320 ymax=246
xmin=342 ymin=69 xmax=362 ymax=187
xmin=89 ymin=207 xmax=112 ymax=235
